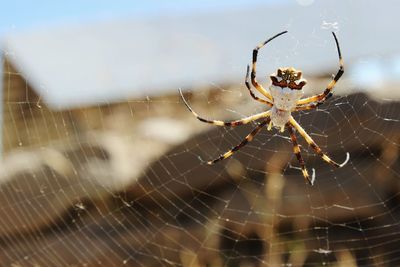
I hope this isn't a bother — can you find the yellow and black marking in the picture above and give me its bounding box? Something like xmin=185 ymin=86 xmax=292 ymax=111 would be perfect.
xmin=251 ymin=30 xmax=288 ymax=100
xmin=297 ymin=31 xmax=344 ymax=106
xmin=290 ymin=117 xmax=349 ymax=168
xmin=287 ymin=124 xmax=313 ymax=185
xmin=294 ymin=102 xmax=324 ymax=111
xmin=207 ymin=117 xmax=271 ymax=164
xmin=245 ymin=65 xmax=273 ymax=106
xmin=179 ymin=88 xmax=270 ymax=127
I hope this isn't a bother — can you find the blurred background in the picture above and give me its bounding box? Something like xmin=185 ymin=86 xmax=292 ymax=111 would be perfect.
xmin=1 ymin=0 xmax=400 ymax=266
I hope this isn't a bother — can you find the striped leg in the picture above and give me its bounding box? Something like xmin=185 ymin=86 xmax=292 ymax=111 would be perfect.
xmin=295 ymin=102 xmax=324 ymax=111
xmin=179 ymin=88 xmax=270 ymax=127
xmin=251 ymin=31 xmax=288 ymax=100
xmin=287 ymin=124 xmax=315 ymax=185
xmin=297 ymin=32 xmax=344 ymax=105
xmin=245 ymin=65 xmax=273 ymax=106
xmin=289 ymin=117 xmax=350 ymax=168
xmin=207 ymin=117 xmax=270 ymax=164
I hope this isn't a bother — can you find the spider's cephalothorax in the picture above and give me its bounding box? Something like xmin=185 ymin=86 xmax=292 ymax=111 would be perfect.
xmin=270 ymin=67 xmax=307 ymax=90
xmin=179 ymin=31 xmax=349 ymax=185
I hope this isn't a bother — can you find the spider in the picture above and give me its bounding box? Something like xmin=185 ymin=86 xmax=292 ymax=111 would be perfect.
xmin=179 ymin=31 xmax=349 ymax=185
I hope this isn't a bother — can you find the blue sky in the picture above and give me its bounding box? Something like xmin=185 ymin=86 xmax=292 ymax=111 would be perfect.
xmin=0 ymin=0 xmax=286 ymax=37
xmin=1 ymin=0 xmax=396 ymax=89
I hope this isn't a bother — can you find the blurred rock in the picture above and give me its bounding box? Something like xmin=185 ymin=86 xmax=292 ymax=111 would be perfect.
xmin=0 ymin=92 xmax=399 ymax=266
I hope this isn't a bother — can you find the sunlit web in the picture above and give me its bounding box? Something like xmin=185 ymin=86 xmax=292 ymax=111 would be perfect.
xmin=1 ymin=30 xmax=400 ymax=267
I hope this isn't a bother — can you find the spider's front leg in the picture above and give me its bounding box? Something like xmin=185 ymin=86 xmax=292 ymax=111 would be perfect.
xmin=289 ymin=117 xmax=350 ymax=168
xmin=251 ymin=31 xmax=288 ymax=101
xmin=245 ymin=65 xmax=273 ymax=106
xmin=179 ymin=88 xmax=270 ymax=127
xmin=296 ymin=32 xmax=344 ymax=107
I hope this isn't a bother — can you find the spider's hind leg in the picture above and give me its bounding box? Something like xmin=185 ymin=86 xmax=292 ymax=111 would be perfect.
xmin=207 ymin=117 xmax=271 ymax=164
xmin=287 ymin=123 xmax=315 ymax=185
xmin=289 ymin=117 xmax=350 ymax=168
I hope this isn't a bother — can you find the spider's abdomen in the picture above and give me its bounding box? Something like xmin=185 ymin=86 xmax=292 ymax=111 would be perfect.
xmin=269 ymin=85 xmax=304 ymax=111
xmin=270 ymin=106 xmax=291 ymax=128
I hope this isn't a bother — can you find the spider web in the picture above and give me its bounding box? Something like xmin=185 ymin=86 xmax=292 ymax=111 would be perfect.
xmin=1 ymin=64 xmax=400 ymax=267
xmin=1 ymin=17 xmax=400 ymax=267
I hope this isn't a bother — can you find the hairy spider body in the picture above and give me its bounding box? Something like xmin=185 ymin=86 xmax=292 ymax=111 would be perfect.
xmin=179 ymin=31 xmax=349 ymax=185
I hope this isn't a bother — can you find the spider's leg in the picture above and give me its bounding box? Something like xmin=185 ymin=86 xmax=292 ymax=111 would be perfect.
xmin=251 ymin=31 xmax=288 ymax=100
xmin=287 ymin=123 xmax=315 ymax=185
xmin=179 ymin=88 xmax=270 ymax=127
xmin=297 ymin=32 xmax=344 ymax=105
xmin=207 ymin=117 xmax=270 ymax=164
xmin=245 ymin=65 xmax=273 ymax=106
xmin=289 ymin=117 xmax=350 ymax=168
xmin=294 ymin=102 xmax=324 ymax=111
